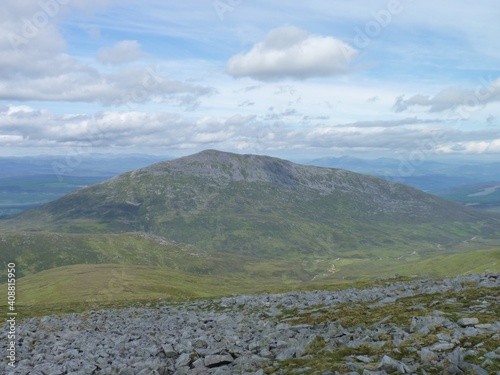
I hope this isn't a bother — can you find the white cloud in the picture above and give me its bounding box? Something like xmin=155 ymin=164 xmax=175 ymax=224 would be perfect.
xmin=334 ymin=118 xmax=439 ymax=128
xmin=1 ymin=0 xmax=116 ymax=52
xmin=0 ymin=55 xmax=214 ymax=108
xmin=97 ymin=40 xmax=146 ymax=64
xmin=227 ymin=26 xmax=357 ymax=81
xmin=0 ymin=105 xmax=253 ymax=150
xmin=437 ymin=139 xmax=500 ymax=154
xmin=2 ymin=104 xmax=500 ymax=156
xmin=394 ymin=79 xmax=500 ymax=113
xmin=0 ymin=134 xmax=24 ymax=145
xmin=0 ymin=3 xmax=213 ymax=109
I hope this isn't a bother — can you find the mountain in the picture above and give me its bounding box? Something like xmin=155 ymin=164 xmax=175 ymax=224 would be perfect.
xmin=3 ymin=150 xmax=499 ymax=260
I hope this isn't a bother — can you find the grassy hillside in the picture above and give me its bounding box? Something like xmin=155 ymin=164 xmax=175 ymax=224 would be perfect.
xmin=0 ymin=231 xmax=249 ymax=282
xmin=1 ymin=248 xmax=498 ymax=318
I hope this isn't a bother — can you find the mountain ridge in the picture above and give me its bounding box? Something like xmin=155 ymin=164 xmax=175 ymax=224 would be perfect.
xmin=2 ymin=150 xmax=499 ymax=259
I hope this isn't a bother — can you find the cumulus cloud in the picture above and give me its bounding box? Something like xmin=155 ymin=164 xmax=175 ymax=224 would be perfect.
xmin=227 ymin=26 xmax=357 ymax=81
xmin=334 ymin=118 xmax=440 ymax=128
xmin=2 ymin=105 xmax=499 ymax=155
xmin=97 ymin=40 xmax=146 ymax=64
xmin=1 ymin=0 xmax=115 ymax=52
xmin=0 ymin=3 xmax=213 ymax=109
xmin=0 ymin=66 xmax=214 ymax=108
xmin=437 ymin=139 xmax=500 ymax=154
xmin=394 ymin=79 xmax=500 ymax=113
xmin=0 ymin=105 xmax=255 ymax=150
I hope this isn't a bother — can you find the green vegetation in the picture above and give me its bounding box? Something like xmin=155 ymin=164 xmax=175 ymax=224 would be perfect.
xmin=265 ymin=286 xmax=500 ymax=374
xmin=289 ymin=285 xmax=500 ymax=328
xmin=0 ymin=232 xmax=211 ymax=281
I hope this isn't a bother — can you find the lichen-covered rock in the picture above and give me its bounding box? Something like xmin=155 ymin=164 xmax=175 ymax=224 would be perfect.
xmin=457 ymin=317 xmax=479 ymax=327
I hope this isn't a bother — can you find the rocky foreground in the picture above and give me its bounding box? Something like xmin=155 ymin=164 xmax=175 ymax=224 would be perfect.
xmin=2 ymin=273 xmax=499 ymax=374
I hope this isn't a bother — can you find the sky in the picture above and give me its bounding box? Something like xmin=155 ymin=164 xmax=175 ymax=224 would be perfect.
xmin=1 ymin=0 xmax=500 ymax=161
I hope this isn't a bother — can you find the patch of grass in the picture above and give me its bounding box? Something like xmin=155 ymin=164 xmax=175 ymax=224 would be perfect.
xmin=302 ymin=336 xmax=327 ymax=356
xmin=265 ymin=342 xmax=390 ymax=374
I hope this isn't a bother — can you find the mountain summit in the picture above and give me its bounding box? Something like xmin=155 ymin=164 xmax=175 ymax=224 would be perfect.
xmin=4 ymin=150 xmax=500 ymax=257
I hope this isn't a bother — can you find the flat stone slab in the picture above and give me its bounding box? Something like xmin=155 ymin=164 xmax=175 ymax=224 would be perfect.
xmin=204 ymin=354 xmax=234 ymax=368
xmin=457 ymin=317 xmax=479 ymax=327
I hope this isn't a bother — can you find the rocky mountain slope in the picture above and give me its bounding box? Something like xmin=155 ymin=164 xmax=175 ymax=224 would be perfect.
xmin=3 ymin=150 xmax=499 ymax=259
xmin=2 ymin=273 xmax=499 ymax=374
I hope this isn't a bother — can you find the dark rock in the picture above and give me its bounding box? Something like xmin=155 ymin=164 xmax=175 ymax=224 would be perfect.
xmin=204 ymin=354 xmax=234 ymax=368
xmin=443 ymin=365 xmax=464 ymax=375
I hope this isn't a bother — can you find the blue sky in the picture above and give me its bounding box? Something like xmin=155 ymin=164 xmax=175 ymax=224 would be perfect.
xmin=1 ymin=0 xmax=499 ymax=160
